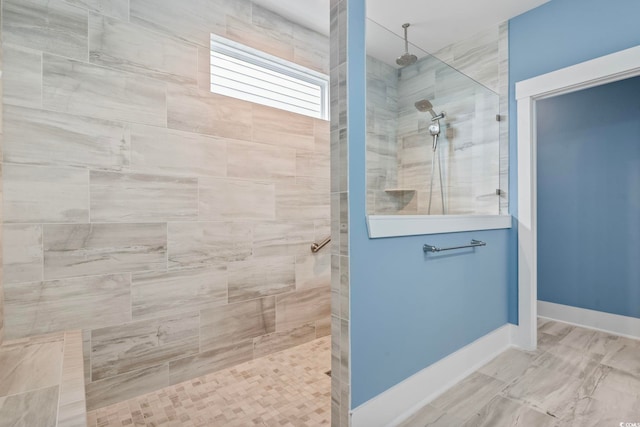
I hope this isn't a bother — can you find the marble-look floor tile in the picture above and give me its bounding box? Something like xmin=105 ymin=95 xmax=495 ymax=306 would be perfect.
xmin=227 ymin=255 xmax=295 ymax=303
xmin=90 ymin=171 xmax=198 ymax=222
xmin=199 ymin=177 xmax=276 ymax=220
xmin=2 ymin=224 xmax=43 ymax=285
xmin=200 ymin=297 xmax=275 ymax=352
xmin=2 ymin=44 xmax=42 ymax=108
xmin=4 ymin=164 xmax=89 ymax=223
xmin=0 ymin=338 xmax=63 ymax=397
xmin=64 ymin=0 xmax=128 ymax=20
xmin=0 ymin=385 xmax=59 ymax=427
xmin=3 ymin=105 xmax=131 ymax=170
xmin=461 ymin=395 xmax=558 ymax=427
xmin=130 ymin=124 xmax=226 ymax=177
xmin=537 ymin=319 xmax=575 ymax=338
xmin=275 ymin=286 xmax=330 ymax=332
xmin=167 ymin=221 xmax=252 ymax=269
xmin=43 ymin=223 xmax=167 ymax=280
xmin=3 ymin=0 xmax=88 ymax=61
xmin=86 ymin=364 xmax=169 ymax=411
xmin=479 ymin=348 xmax=536 ymax=384
xmin=397 ymin=404 xmax=464 ymax=427
xmin=601 ymin=336 xmax=640 ymax=376
xmin=90 ymin=13 xmax=198 ymax=85
xmin=533 ymin=343 xmax=603 ymax=380
xmin=168 ymin=341 xmax=253 ymax=385
xmin=91 ymin=312 xmax=199 ymax=381
xmin=253 ymin=323 xmax=316 ymax=359
xmin=43 ymin=54 xmax=167 ymax=126
xmin=430 ymin=372 xmax=506 ymax=421
xmin=4 ymin=274 xmax=131 ymax=339
xmin=132 ymin=267 xmax=227 ymax=320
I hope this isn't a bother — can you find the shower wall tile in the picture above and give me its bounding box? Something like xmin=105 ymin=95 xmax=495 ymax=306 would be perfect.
xmin=227 ymin=256 xmax=295 ymax=303
xmin=167 ymin=222 xmax=252 ymax=269
xmin=3 ymin=106 xmax=131 ymax=170
xmin=316 ymin=317 xmax=331 ymax=338
xmin=43 ymin=55 xmax=167 ymax=126
xmin=130 ymin=124 xmax=226 ymax=177
xmin=2 ymin=44 xmax=42 ymax=109
xmin=252 ymin=221 xmax=315 ymax=257
xmin=315 ymin=120 xmax=331 ymax=153
xmin=167 ymin=84 xmax=253 ymax=141
xmin=275 ymin=178 xmax=330 ymax=220
xmin=2 ymin=224 xmax=43 ymax=286
xmin=90 ymin=312 xmax=200 ymax=381
xmin=252 ymin=323 xmax=316 ymax=359
xmin=3 ymin=274 xmax=131 ymax=340
xmin=89 ymin=14 xmax=199 ymax=85
xmin=86 ymin=364 xmax=169 ymax=411
xmin=227 ymin=140 xmax=296 ymax=182
xmin=295 ymin=252 xmax=331 ymax=290
xmin=131 ymin=267 xmax=227 ymax=321
xmin=275 ymin=286 xmax=331 ymax=332
xmin=226 ymin=10 xmax=294 ymax=62
xmin=199 ymin=297 xmax=276 ymax=352
xmin=293 ymin=25 xmax=330 ymax=74
xmin=198 ymin=177 xmax=276 ymax=221
xmin=252 ymin=104 xmax=315 ymax=151
xmin=89 ymin=171 xmax=198 ymax=222
xmin=196 ymin=46 xmax=210 ymax=91
xmin=43 ymin=223 xmax=167 ymax=280
xmin=168 ymin=341 xmax=253 ymax=385
xmin=3 ymin=0 xmax=88 ymax=61
xmin=297 ymin=150 xmax=331 ymax=180
xmin=3 ymin=164 xmax=89 ymax=224
xmin=64 ymin=0 xmax=129 ymax=20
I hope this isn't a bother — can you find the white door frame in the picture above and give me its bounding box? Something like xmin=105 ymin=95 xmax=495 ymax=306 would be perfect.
xmin=514 ymin=45 xmax=640 ymax=350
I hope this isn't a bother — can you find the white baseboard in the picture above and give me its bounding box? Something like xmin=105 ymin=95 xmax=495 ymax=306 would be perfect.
xmin=350 ymin=324 xmax=516 ymax=427
xmin=538 ymin=301 xmax=640 ymax=340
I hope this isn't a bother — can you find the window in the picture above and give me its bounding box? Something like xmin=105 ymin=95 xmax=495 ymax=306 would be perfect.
xmin=210 ymin=34 xmax=329 ymax=120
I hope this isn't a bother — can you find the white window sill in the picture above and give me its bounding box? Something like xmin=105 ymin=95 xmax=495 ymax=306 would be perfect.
xmin=366 ymin=215 xmax=512 ymax=238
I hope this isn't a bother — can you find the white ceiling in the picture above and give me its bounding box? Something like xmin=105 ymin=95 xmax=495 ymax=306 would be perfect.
xmin=253 ymin=0 xmax=550 ymax=62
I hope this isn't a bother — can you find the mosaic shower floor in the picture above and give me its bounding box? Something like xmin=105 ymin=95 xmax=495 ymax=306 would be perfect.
xmin=86 ymin=337 xmax=331 ymax=427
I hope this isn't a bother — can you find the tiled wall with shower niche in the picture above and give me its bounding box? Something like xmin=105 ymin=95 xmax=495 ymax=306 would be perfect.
xmin=1 ymin=0 xmax=330 ymax=410
xmin=366 ymin=22 xmax=509 ymax=216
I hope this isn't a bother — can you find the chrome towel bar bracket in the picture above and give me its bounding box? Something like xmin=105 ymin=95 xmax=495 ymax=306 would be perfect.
xmin=311 ymin=236 xmax=331 ymax=253
xmin=423 ymin=239 xmax=486 ymax=253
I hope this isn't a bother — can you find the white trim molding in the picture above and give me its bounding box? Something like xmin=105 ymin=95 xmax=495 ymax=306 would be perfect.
xmin=366 ymin=215 xmax=512 ymax=238
xmin=539 ymin=301 xmax=640 ymax=341
xmin=350 ymin=324 xmax=516 ymax=427
xmin=515 ymin=44 xmax=640 ymax=350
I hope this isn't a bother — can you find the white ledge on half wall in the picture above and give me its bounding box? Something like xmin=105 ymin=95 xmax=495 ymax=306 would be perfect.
xmin=366 ymin=214 xmax=512 ymax=238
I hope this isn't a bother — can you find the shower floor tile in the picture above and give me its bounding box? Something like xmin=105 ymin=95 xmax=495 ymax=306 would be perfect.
xmin=86 ymin=336 xmax=330 ymax=427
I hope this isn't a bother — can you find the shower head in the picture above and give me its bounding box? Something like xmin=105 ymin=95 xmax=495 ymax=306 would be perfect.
xmin=396 ymin=23 xmax=418 ymax=67
xmin=415 ymin=99 xmax=446 ymax=121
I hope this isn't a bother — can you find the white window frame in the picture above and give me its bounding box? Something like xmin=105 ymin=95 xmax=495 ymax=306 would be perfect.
xmin=210 ymin=33 xmax=329 ymax=120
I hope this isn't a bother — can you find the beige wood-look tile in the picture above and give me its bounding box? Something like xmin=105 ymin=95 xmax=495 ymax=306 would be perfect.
xmin=295 ymin=252 xmax=331 ymax=290
xmin=0 ymin=338 xmax=63 ymax=397
xmin=64 ymin=0 xmax=128 ymax=20
xmin=276 ymin=286 xmax=330 ymax=332
xmin=314 ymin=119 xmax=330 ymax=153
xmin=198 ymin=177 xmax=276 ymax=220
xmin=227 ymin=139 xmax=296 ymax=182
xmin=168 ymin=341 xmax=253 ymax=385
xmin=227 ymin=255 xmax=295 ymax=303
xmin=315 ymin=317 xmax=331 ymax=338
xmin=132 ymin=267 xmax=227 ymax=320
xmin=57 ymin=330 xmax=86 ymax=427
xmin=91 ymin=312 xmax=199 ymax=381
xmin=4 ymin=105 xmax=131 ymax=170
xmin=253 ymin=323 xmax=316 ymax=359
xmin=90 ymin=171 xmax=198 ymax=222
xmin=85 ymin=364 xmax=169 ymax=411
xmin=0 ymin=385 xmax=59 ymax=427
xmin=225 ymin=15 xmax=293 ymax=63
xmin=43 ymin=54 xmax=167 ymax=126
xmin=167 ymin=84 xmax=253 ymax=141
xmin=4 ymin=164 xmax=89 ymax=223
xmin=130 ymin=124 xmax=226 ymax=177
xmin=167 ymin=221 xmax=252 ymax=269
xmin=2 ymin=44 xmax=42 ymax=109
xmin=4 ymin=274 xmax=131 ymax=340
xmin=252 ymin=104 xmax=315 ymax=151
xmin=296 ymin=150 xmax=331 ymax=180
xmin=43 ymin=223 xmax=167 ymax=280
xmin=4 ymin=0 xmax=88 ymax=61
xmin=253 ymin=221 xmax=315 ymax=257
xmin=3 ymin=224 xmax=43 ymax=285
xmin=293 ymin=24 xmax=329 ymax=75
xmin=275 ymin=177 xmax=330 ymax=221
xmin=200 ymin=297 xmax=275 ymax=352
xmin=89 ymin=13 xmax=198 ymax=84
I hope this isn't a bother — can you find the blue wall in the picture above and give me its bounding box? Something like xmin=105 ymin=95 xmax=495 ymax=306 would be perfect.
xmin=509 ymin=0 xmax=640 ymax=321
xmin=349 ymin=0 xmax=510 ymax=408
xmin=537 ymin=77 xmax=640 ymax=318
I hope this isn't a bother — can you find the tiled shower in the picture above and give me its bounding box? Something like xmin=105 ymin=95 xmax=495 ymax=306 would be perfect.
xmin=0 ymin=0 xmax=330 ymax=413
